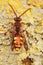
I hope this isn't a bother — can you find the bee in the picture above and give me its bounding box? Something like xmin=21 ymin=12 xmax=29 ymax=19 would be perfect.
xmin=3 ymin=3 xmax=33 ymax=51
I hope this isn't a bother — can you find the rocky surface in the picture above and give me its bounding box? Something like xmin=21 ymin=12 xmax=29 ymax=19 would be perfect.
xmin=0 ymin=0 xmax=43 ymax=65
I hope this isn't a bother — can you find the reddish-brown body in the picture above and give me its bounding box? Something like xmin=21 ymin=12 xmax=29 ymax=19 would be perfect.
xmin=13 ymin=34 xmax=24 ymax=50
xmin=6 ymin=3 xmax=32 ymax=51
xmin=11 ymin=17 xmax=25 ymax=51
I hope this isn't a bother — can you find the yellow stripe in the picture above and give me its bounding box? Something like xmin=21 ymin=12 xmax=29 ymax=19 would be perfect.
xmin=14 ymin=37 xmax=17 ymax=40
xmin=16 ymin=48 xmax=20 ymax=51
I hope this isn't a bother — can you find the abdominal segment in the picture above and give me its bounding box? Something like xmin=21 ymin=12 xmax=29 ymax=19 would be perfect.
xmin=13 ymin=34 xmax=23 ymax=50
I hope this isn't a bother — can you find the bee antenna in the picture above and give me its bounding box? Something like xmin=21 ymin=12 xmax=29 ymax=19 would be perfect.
xmin=8 ymin=2 xmax=17 ymax=17
xmin=19 ymin=8 xmax=31 ymax=17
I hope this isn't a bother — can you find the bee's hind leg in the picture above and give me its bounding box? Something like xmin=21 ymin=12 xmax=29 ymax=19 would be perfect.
xmin=11 ymin=40 xmax=14 ymax=51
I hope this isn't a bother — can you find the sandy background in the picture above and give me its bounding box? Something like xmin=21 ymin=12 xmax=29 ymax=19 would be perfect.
xmin=0 ymin=0 xmax=43 ymax=65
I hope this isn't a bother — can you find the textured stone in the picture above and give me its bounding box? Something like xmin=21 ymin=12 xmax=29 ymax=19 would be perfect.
xmin=0 ymin=0 xmax=43 ymax=65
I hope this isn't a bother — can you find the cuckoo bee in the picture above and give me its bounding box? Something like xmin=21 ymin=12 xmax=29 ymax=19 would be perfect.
xmin=4 ymin=3 xmax=33 ymax=51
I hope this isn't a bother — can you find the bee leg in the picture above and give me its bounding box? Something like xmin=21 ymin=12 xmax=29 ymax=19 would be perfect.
xmin=9 ymin=22 xmax=14 ymax=26
xmin=11 ymin=40 xmax=14 ymax=51
xmin=24 ymin=42 xmax=28 ymax=51
xmin=21 ymin=30 xmax=33 ymax=51
xmin=11 ymin=43 xmax=14 ymax=51
xmin=26 ymin=31 xmax=33 ymax=38
xmin=21 ymin=30 xmax=28 ymax=51
xmin=23 ymin=30 xmax=33 ymax=38
xmin=23 ymin=39 xmax=28 ymax=51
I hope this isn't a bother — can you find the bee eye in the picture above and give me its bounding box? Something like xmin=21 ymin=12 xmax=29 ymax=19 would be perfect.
xmin=14 ymin=37 xmax=17 ymax=40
